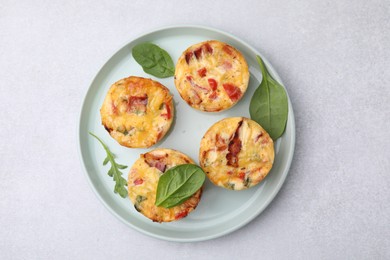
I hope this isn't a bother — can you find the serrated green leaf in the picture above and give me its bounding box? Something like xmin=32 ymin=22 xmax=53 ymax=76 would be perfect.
xmin=89 ymin=132 xmax=128 ymax=199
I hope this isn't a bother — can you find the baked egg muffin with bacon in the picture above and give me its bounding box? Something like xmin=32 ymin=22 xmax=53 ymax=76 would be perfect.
xmin=174 ymin=40 xmax=249 ymax=112
xmin=199 ymin=117 xmax=274 ymax=190
xmin=100 ymin=76 xmax=173 ymax=148
xmin=128 ymin=148 xmax=202 ymax=222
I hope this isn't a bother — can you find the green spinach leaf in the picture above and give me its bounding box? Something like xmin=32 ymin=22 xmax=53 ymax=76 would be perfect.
xmin=89 ymin=132 xmax=128 ymax=198
xmin=132 ymin=42 xmax=175 ymax=78
xmin=155 ymin=164 xmax=205 ymax=208
xmin=249 ymin=55 xmax=288 ymax=140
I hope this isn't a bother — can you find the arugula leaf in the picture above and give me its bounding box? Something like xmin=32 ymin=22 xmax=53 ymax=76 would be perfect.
xmin=249 ymin=55 xmax=288 ymax=140
xmin=89 ymin=132 xmax=128 ymax=198
xmin=155 ymin=164 xmax=205 ymax=208
xmin=132 ymin=42 xmax=175 ymax=78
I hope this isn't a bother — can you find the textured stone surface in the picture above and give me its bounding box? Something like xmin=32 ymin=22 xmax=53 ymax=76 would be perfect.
xmin=1 ymin=0 xmax=389 ymax=259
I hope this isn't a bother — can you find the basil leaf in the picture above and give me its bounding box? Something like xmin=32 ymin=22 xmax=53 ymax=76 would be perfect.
xmin=249 ymin=55 xmax=288 ymax=140
xmin=89 ymin=132 xmax=128 ymax=198
xmin=132 ymin=42 xmax=175 ymax=78
xmin=155 ymin=164 xmax=205 ymax=208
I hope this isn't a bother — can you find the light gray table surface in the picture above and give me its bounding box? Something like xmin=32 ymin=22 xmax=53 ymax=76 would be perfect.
xmin=1 ymin=0 xmax=389 ymax=259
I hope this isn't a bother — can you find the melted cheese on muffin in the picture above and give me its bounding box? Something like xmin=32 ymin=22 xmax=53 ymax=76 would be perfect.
xmin=174 ymin=40 xmax=249 ymax=112
xmin=100 ymin=76 xmax=173 ymax=148
xmin=199 ymin=117 xmax=274 ymax=190
xmin=128 ymin=148 xmax=202 ymax=222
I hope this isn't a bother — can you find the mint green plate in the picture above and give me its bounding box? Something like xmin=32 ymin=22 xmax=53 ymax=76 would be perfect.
xmin=78 ymin=25 xmax=295 ymax=242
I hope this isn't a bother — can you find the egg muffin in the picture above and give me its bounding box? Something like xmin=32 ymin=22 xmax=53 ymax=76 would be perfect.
xmin=199 ymin=117 xmax=274 ymax=190
xmin=100 ymin=76 xmax=174 ymax=148
xmin=128 ymin=148 xmax=202 ymax=222
xmin=174 ymin=40 xmax=249 ymax=112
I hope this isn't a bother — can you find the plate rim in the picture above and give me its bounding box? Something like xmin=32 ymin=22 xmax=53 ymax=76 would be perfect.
xmin=77 ymin=24 xmax=296 ymax=242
